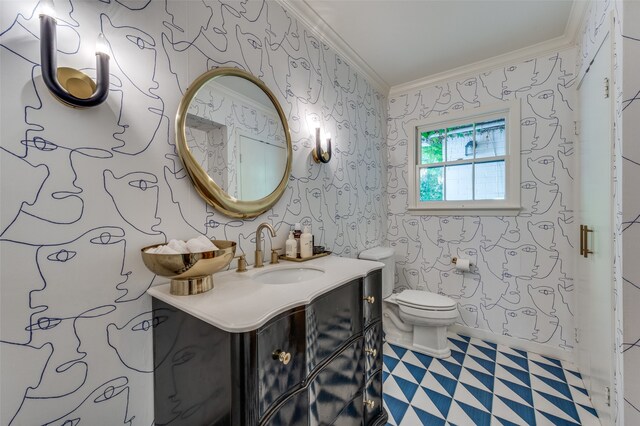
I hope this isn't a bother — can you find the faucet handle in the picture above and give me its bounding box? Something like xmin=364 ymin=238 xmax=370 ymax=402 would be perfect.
xmin=235 ymin=254 xmax=247 ymax=272
xmin=270 ymin=248 xmax=282 ymax=264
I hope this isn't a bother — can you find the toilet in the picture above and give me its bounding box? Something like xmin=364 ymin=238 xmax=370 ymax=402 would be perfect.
xmin=359 ymin=246 xmax=459 ymax=359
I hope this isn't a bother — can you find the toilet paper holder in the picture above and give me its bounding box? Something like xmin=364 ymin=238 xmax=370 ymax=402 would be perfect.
xmin=451 ymin=257 xmax=473 ymax=267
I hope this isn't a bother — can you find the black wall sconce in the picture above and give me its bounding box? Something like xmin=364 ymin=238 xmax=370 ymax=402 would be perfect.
xmin=312 ymin=127 xmax=332 ymax=163
xmin=39 ymin=0 xmax=110 ymax=108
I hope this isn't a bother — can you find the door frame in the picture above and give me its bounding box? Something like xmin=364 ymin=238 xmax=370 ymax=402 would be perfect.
xmin=575 ymin=13 xmax=615 ymax=424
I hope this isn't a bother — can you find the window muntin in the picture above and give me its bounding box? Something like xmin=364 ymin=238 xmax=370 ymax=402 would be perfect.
xmin=418 ymin=117 xmax=506 ymax=202
xmin=410 ymin=101 xmax=520 ymax=215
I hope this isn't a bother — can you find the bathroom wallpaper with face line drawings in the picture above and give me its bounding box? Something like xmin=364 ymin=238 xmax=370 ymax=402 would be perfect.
xmin=0 ymin=0 xmax=386 ymax=424
xmin=387 ymin=48 xmax=577 ymax=351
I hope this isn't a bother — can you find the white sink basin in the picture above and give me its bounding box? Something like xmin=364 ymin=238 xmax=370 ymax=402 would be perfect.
xmin=254 ymin=267 xmax=325 ymax=284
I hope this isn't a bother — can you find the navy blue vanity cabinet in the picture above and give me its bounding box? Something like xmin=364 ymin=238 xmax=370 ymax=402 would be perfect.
xmin=363 ymin=270 xmax=382 ymax=327
xmin=362 ymin=269 xmax=385 ymax=425
xmin=306 ymin=281 xmax=363 ymax=373
xmin=151 ymin=270 xmax=387 ymax=426
xmin=258 ymin=308 xmax=307 ymax=417
xmin=152 ymin=300 xmax=234 ymax=426
xmin=308 ymin=336 xmax=364 ymax=424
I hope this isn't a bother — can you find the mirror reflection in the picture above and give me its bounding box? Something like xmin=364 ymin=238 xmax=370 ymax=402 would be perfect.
xmin=184 ymin=75 xmax=288 ymax=202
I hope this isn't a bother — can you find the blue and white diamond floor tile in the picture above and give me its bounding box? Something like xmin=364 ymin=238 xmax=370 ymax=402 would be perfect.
xmin=382 ymin=333 xmax=600 ymax=425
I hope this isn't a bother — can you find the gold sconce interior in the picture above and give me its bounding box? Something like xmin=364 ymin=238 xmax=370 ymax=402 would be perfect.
xmin=312 ymin=127 xmax=332 ymax=163
xmin=57 ymin=67 xmax=97 ymax=99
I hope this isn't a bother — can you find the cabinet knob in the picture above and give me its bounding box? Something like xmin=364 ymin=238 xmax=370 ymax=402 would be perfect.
xmin=364 ymin=399 xmax=376 ymax=409
xmin=363 ymin=295 xmax=375 ymax=304
xmin=365 ymin=348 xmax=377 ymax=357
xmin=272 ymin=349 xmax=291 ymax=365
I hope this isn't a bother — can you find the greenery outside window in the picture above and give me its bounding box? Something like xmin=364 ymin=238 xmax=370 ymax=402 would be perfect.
xmin=409 ymin=100 xmax=521 ymax=215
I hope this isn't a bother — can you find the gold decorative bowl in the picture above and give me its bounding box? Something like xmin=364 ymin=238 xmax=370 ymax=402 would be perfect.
xmin=141 ymin=240 xmax=236 ymax=295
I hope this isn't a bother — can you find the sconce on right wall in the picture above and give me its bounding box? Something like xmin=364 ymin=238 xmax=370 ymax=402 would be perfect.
xmin=312 ymin=128 xmax=332 ymax=163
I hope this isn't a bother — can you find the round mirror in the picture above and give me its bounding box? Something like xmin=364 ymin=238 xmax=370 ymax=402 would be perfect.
xmin=176 ymin=68 xmax=292 ymax=218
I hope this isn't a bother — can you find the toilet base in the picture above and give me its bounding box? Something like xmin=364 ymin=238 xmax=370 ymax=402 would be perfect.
xmin=383 ymin=308 xmax=453 ymax=359
xmin=413 ymin=324 xmax=452 ymax=359
xmin=384 ymin=326 xmax=452 ymax=359
xmin=382 ymin=299 xmax=457 ymax=360
xmin=384 ymin=335 xmax=452 ymax=359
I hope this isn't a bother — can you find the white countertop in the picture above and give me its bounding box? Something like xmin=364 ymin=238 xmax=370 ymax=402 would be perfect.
xmin=147 ymin=255 xmax=384 ymax=333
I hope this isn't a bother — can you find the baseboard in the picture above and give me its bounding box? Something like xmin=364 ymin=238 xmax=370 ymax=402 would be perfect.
xmin=449 ymin=324 xmax=575 ymax=364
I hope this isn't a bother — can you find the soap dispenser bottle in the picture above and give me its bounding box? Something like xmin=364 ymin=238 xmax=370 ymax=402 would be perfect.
xmin=285 ymin=231 xmax=297 ymax=258
xmin=293 ymin=223 xmax=302 ymax=258
xmin=300 ymin=226 xmax=313 ymax=258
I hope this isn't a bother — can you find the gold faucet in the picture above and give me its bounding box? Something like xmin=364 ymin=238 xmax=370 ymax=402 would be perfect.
xmin=255 ymin=222 xmax=276 ymax=268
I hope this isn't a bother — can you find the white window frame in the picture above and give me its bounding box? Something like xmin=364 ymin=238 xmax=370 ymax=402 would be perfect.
xmin=408 ymin=100 xmax=521 ymax=216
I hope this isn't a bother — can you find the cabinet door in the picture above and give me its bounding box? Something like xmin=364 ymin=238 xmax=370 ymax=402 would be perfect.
xmin=261 ymin=387 xmax=309 ymax=426
xmin=363 ymin=371 xmax=383 ymax=425
xmin=363 ymin=271 xmax=381 ymax=328
xmin=309 ymin=337 xmax=364 ymax=426
xmin=153 ymin=300 xmax=232 ymax=426
xmin=306 ymin=279 xmax=363 ymax=373
xmin=331 ymin=394 xmax=364 ymax=426
xmin=364 ymin=322 xmax=382 ymax=379
xmin=258 ymin=309 xmax=307 ymax=417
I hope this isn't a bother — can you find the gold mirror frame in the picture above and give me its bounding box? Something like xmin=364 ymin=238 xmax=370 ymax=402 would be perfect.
xmin=176 ymin=67 xmax=292 ymax=219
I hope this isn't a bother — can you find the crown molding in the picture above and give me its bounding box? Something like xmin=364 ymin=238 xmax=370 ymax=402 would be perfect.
xmin=389 ymin=35 xmax=575 ymax=96
xmin=274 ymin=0 xmax=390 ymax=95
xmin=564 ymin=0 xmax=589 ymax=46
xmin=274 ymin=0 xmax=588 ymax=99
xmin=389 ymin=0 xmax=589 ymax=96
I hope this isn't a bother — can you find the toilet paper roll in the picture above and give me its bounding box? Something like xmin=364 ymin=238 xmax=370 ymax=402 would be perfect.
xmin=454 ymin=258 xmax=471 ymax=272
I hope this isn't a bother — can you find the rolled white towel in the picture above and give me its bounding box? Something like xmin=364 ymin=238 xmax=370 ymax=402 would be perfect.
xmin=185 ymin=236 xmax=217 ymax=253
xmin=195 ymin=235 xmax=217 ymax=250
xmin=167 ymin=239 xmax=189 ymax=254
xmin=144 ymin=246 xmax=161 ymax=254
xmin=186 ymin=241 xmax=206 ymax=253
xmin=186 ymin=239 xmax=214 ymax=253
xmin=155 ymin=245 xmax=180 ymax=255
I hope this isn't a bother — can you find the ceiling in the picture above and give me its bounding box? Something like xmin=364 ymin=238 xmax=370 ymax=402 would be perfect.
xmin=298 ymin=0 xmax=579 ymax=91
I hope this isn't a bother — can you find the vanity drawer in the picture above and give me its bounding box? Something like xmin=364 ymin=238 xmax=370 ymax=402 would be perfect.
xmin=363 ymin=371 xmax=383 ymax=425
xmin=309 ymin=337 xmax=364 ymax=426
xmin=363 ymin=270 xmax=382 ymax=327
xmin=364 ymin=322 xmax=382 ymax=378
xmin=306 ymin=279 xmax=363 ymax=372
xmin=258 ymin=309 xmax=306 ymax=417
xmin=331 ymin=394 xmax=364 ymax=426
xmin=260 ymin=386 xmax=309 ymax=426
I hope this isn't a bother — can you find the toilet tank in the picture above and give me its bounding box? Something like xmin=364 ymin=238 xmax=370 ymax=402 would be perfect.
xmin=359 ymin=246 xmax=395 ymax=299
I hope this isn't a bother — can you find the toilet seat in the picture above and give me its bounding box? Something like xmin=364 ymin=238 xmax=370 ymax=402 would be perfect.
xmin=395 ymin=290 xmax=457 ymax=311
xmin=398 ymin=303 xmax=459 ymax=322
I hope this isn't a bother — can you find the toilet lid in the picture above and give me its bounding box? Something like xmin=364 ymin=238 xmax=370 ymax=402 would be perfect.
xmin=395 ymin=290 xmax=457 ymax=310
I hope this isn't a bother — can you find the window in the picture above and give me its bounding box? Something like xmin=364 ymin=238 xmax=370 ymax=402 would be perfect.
xmin=409 ymin=100 xmax=521 ymax=215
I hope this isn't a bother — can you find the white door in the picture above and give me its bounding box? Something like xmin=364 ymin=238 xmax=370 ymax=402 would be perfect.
xmin=577 ymin=29 xmax=614 ymax=422
xmin=237 ymin=134 xmax=286 ymax=200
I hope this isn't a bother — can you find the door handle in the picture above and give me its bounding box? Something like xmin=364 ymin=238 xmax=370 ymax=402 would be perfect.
xmin=580 ymin=225 xmax=593 ymax=258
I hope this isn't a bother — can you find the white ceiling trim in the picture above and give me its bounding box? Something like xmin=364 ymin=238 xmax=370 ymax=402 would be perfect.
xmin=564 ymin=0 xmax=590 ymax=46
xmin=275 ymin=0 xmax=588 ymax=98
xmin=390 ymin=0 xmax=589 ymax=96
xmin=275 ymin=0 xmax=391 ymax=95
xmin=390 ymin=34 xmax=574 ymax=96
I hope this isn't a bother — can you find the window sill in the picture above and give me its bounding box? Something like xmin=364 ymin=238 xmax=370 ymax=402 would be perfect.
xmin=407 ymin=205 xmax=522 ymax=216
